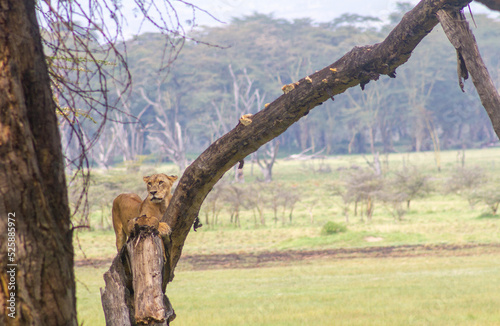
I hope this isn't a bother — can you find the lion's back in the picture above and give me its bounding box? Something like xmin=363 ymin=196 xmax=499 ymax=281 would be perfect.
xmin=112 ymin=193 xmax=142 ymax=225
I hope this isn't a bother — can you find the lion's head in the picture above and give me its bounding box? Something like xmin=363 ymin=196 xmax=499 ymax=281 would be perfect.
xmin=143 ymin=174 xmax=178 ymax=203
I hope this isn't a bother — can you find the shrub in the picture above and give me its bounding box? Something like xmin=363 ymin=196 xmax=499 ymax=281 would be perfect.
xmin=321 ymin=221 xmax=347 ymax=235
xmin=477 ymin=212 xmax=499 ymax=219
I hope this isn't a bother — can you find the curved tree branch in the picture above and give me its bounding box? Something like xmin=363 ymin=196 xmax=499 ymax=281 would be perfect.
xmin=163 ymin=0 xmax=474 ymax=281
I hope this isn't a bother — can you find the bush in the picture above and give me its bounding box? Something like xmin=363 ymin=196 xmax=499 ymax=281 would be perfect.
xmin=477 ymin=212 xmax=500 ymax=219
xmin=321 ymin=221 xmax=347 ymax=235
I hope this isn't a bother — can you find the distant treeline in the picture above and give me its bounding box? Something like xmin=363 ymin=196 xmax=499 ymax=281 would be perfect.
xmin=65 ymin=7 xmax=500 ymax=168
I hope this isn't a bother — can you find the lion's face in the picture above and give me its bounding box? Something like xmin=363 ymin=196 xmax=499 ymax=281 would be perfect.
xmin=143 ymin=174 xmax=178 ymax=203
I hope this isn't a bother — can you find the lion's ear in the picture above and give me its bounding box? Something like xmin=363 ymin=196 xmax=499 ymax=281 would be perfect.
xmin=143 ymin=176 xmax=150 ymax=183
xmin=168 ymin=175 xmax=178 ymax=182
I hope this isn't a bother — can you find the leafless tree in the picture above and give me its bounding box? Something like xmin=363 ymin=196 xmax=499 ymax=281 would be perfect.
xmin=212 ymin=65 xmax=268 ymax=182
xmin=142 ymin=84 xmax=189 ymax=173
xmin=222 ymin=184 xmax=248 ymax=227
xmin=345 ymin=79 xmax=386 ymax=155
xmin=255 ymin=140 xmax=280 ymax=182
xmin=345 ymin=169 xmax=384 ymax=222
xmin=446 ymin=165 xmax=486 ymax=208
xmin=245 ymin=183 xmax=268 ymax=226
xmin=211 ymin=65 xmax=266 ymax=138
xmin=326 ymin=180 xmax=353 ymax=224
xmin=261 ymin=182 xmax=299 ymax=225
xmin=282 ymin=189 xmax=301 ymax=225
xmin=392 ymin=165 xmax=432 ymax=209
xmin=475 ymin=184 xmax=500 ymax=215
xmin=112 ymin=89 xmax=152 ymax=162
xmin=200 ymin=182 xmax=226 ymax=227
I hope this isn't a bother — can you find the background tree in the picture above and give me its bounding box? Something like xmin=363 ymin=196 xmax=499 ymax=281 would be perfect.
xmin=326 ymin=180 xmax=354 ymax=224
xmin=145 ymin=86 xmax=189 ymax=173
xmin=243 ymin=183 xmax=268 ymax=226
xmin=392 ymin=165 xmax=432 ymax=209
xmin=255 ymin=140 xmax=280 ymax=182
xmin=475 ymin=183 xmax=500 ymax=215
xmin=345 ymin=169 xmax=384 ymax=222
xmin=92 ymin=9 xmax=500 ymax=164
xmin=199 ymin=182 xmax=226 ymax=227
xmin=446 ymin=165 xmax=487 ymax=208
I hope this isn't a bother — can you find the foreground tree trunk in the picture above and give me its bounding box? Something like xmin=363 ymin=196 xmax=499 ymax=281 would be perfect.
xmin=0 ymin=0 xmax=76 ymax=325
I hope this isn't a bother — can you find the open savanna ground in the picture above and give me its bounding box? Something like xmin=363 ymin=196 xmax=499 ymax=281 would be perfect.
xmin=73 ymin=147 xmax=500 ymax=325
xmin=77 ymin=252 xmax=500 ymax=325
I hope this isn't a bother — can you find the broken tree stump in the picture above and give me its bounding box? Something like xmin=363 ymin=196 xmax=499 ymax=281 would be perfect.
xmin=100 ymin=254 xmax=134 ymax=326
xmin=128 ymin=225 xmax=166 ymax=324
xmin=101 ymin=225 xmax=175 ymax=325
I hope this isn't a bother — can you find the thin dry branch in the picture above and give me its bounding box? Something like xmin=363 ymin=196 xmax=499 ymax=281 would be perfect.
xmin=37 ymin=0 xmax=220 ymax=222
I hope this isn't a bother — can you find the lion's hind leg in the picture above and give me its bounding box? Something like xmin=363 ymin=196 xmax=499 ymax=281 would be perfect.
xmin=112 ymin=203 xmax=127 ymax=251
xmin=112 ymin=193 xmax=141 ymax=252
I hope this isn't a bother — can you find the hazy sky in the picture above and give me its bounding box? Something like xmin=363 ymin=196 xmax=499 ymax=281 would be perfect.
xmin=116 ymin=0 xmax=495 ymax=39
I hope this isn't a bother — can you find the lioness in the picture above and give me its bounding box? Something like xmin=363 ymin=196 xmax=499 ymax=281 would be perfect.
xmin=112 ymin=173 xmax=178 ymax=252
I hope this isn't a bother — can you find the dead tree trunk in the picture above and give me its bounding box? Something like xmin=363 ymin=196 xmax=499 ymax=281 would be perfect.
xmin=128 ymin=227 xmax=167 ymax=323
xmin=100 ymin=256 xmax=134 ymax=326
xmin=437 ymin=8 xmax=500 ymax=138
xmin=101 ymin=226 xmax=175 ymax=325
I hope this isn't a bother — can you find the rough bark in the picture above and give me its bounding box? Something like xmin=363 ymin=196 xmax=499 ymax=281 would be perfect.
xmin=0 ymin=0 xmax=76 ymax=325
xmin=437 ymin=9 xmax=500 ymax=139
xmin=127 ymin=226 xmax=166 ymax=324
xmin=163 ymin=0 xmax=474 ymax=282
xmin=101 ymin=227 xmax=175 ymax=325
xmin=101 ymin=256 xmax=133 ymax=326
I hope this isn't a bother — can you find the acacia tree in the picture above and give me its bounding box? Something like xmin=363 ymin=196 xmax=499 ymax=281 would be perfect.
xmin=2 ymin=0 xmax=500 ymax=325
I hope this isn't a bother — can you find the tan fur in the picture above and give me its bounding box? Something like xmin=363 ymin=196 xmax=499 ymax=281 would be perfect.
xmin=111 ymin=173 xmax=178 ymax=252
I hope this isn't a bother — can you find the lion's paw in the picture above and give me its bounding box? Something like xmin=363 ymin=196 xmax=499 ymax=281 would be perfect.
xmin=158 ymin=222 xmax=172 ymax=236
xmin=128 ymin=215 xmax=161 ymax=233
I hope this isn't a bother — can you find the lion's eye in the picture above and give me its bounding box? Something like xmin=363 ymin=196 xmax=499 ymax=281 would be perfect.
xmin=158 ymin=181 xmax=164 ymax=185
xmin=148 ymin=182 xmax=152 ymax=186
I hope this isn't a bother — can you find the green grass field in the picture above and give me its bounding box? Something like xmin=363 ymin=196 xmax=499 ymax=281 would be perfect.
xmin=74 ymin=147 xmax=500 ymax=325
xmin=77 ymin=254 xmax=500 ymax=325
